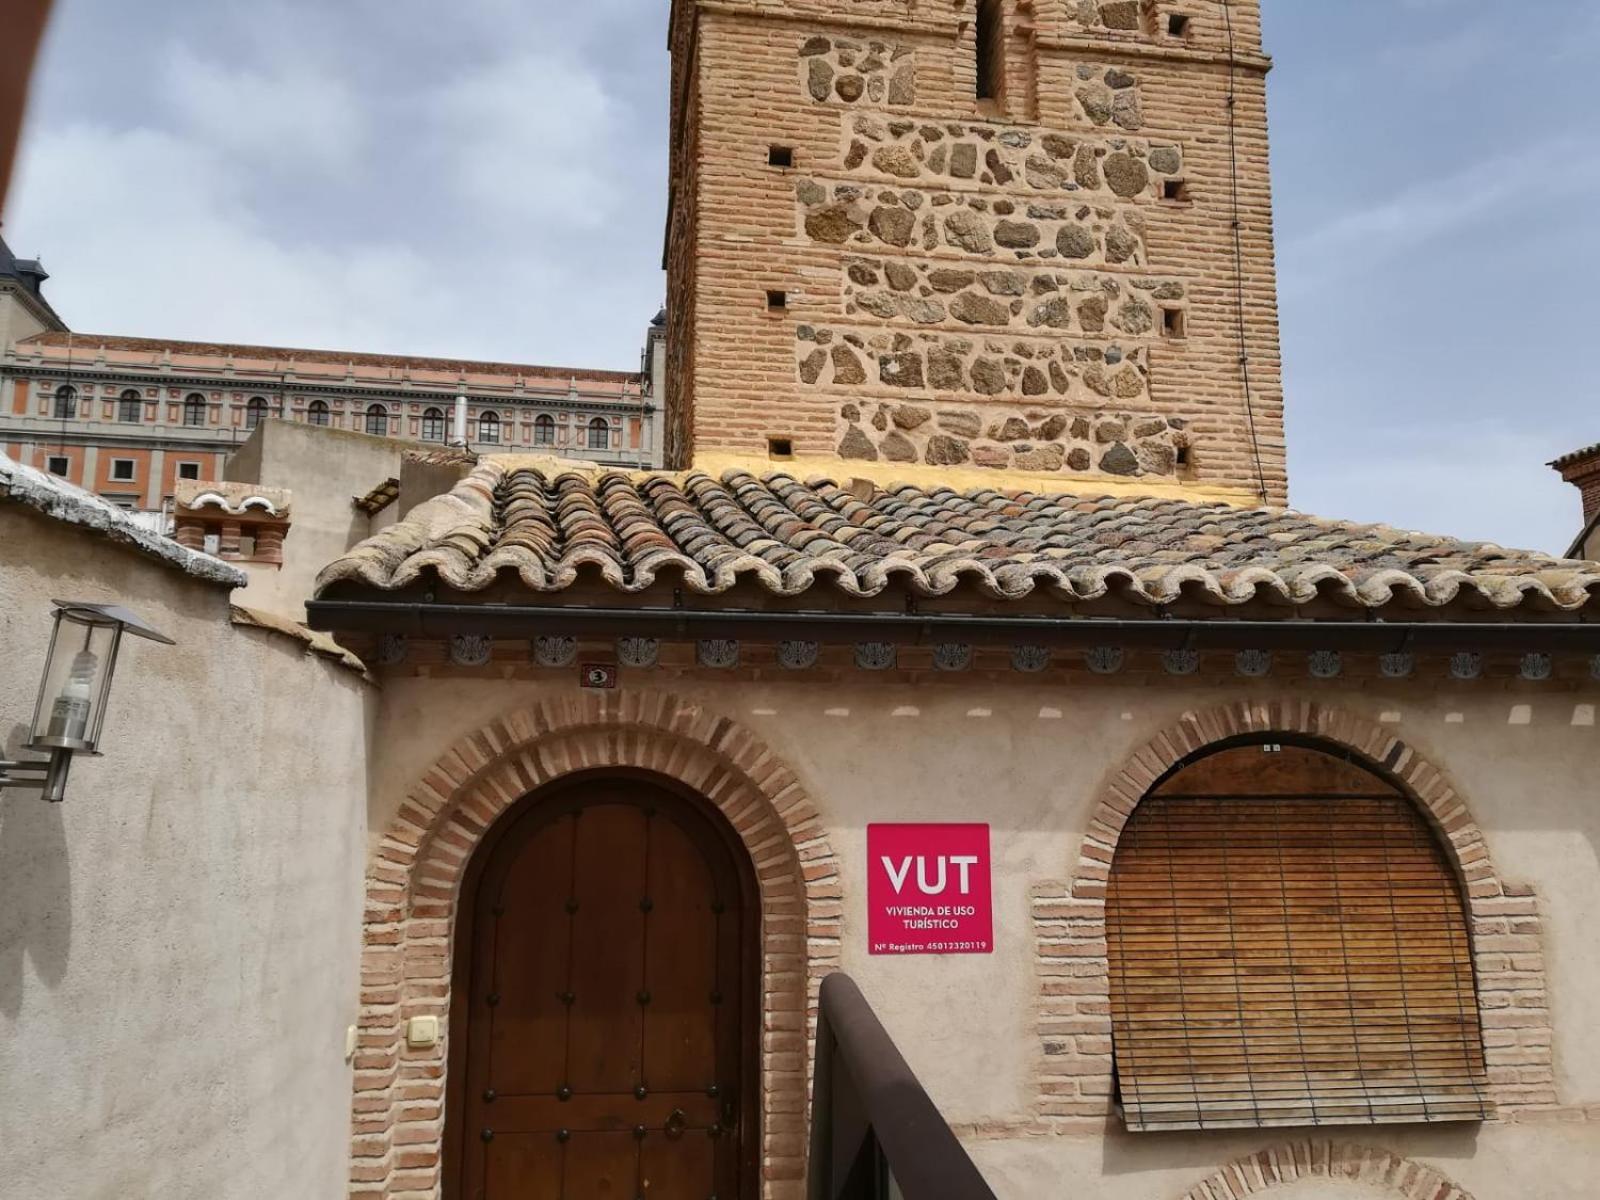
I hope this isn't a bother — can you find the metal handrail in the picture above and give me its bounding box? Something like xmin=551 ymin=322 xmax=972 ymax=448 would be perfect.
xmin=808 ymin=973 xmax=997 ymax=1200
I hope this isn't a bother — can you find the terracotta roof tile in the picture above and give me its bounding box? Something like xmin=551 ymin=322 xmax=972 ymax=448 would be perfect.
xmin=314 ymin=461 xmax=1600 ymax=615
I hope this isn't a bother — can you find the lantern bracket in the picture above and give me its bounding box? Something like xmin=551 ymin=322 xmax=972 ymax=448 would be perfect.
xmin=3 ymin=600 xmax=171 ymax=803
xmin=0 ymin=747 xmax=77 ymax=803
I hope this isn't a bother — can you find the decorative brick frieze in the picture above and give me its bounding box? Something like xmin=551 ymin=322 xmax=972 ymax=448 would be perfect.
xmin=349 ymin=691 xmax=840 ymax=1199
xmin=798 ymin=179 xmax=1149 ymax=267
xmin=834 ymin=113 xmax=1182 ymax=200
xmin=1175 ymin=1141 xmax=1477 ymax=1200
xmin=1031 ymin=700 xmax=1557 ymax=1127
xmin=799 ymin=34 xmax=916 ymax=106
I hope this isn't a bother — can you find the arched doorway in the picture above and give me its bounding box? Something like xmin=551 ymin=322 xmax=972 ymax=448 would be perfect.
xmin=444 ymin=773 xmax=759 ymax=1198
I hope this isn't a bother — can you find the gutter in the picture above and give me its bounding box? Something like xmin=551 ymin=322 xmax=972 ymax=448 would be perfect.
xmin=305 ymin=600 xmax=1600 ymax=654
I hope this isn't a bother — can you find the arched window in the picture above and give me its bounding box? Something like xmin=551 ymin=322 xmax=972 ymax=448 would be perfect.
xmin=53 ymin=385 xmax=77 ymax=419
xmin=245 ymin=396 xmax=269 ymax=430
xmin=1105 ymin=740 xmax=1491 ymax=1133
xmin=118 ymin=389 xmax=143 ymax=423
xmin=975 ymin=0 xmax=1004 ymax=102
xmin=477 ymin=410 xmax=500 ymax=444
xmin=421 ymin=407 xmax=447 ymax=441
xmin=587 ymin=416 xmax=610 ymax=450
xmin=365 ymin=403 xmax=388 ymax=437
xmin=183 ymin=393 xmax=208 ymax=427
xmin=534 ymin=413 xmax=556 ymax=445
xmin=307 ymin=399 xmax=330 ymax=427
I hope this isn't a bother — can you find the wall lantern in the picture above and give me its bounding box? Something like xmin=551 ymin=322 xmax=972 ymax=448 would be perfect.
xmin=0 ymin=601 xmax=173 ymax=803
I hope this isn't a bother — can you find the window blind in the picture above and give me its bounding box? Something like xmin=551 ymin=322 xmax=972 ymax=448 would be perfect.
xmin=1106 ymin=744 xmax=1492 ymax=1132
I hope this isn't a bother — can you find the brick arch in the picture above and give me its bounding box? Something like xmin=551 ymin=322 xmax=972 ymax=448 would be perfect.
xmin=350 ymin=690 xmax=841 ymax=1199
xmin=1177 ymin=1141 xmax=1475 ymax=1200
xmin=1031 ymin=699 xmax=1554 ymax=1124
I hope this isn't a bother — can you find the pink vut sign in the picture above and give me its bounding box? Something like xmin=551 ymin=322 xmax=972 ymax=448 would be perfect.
xmin=867 ymin=824 xmax=993 ymax=955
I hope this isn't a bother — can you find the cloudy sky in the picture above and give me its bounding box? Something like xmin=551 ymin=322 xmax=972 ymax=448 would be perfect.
xmin=5 ymin=0 xmax=1595 ymax=553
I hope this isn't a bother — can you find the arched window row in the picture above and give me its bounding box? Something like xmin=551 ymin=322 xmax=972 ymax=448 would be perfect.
xmin=29 ymin=387 xmax=622 ymax=451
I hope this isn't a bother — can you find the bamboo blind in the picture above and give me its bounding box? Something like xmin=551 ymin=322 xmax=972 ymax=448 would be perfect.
xmin=1106 ymin=745 xmax=1492 ymax=1132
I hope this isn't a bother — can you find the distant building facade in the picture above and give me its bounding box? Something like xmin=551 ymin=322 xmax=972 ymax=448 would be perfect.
xmin=0 ymin=235 xmax=665 ymax=513
xmin=1551 ymin=439 xmax=1600 ymax=559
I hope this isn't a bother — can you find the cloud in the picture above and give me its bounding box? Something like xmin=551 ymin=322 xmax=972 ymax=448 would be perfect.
xmin=160 ymin=44 xmax=370 ymax=175
xmin=4 ymin=0 xmax=668 ymax=371
xmin=7 ymin=122 xmax=473 ymax=354
xmin=429 ymin=53 xmax=624 ymax=228
xmin=1278 ymin=133 xmax=1600 ymax=295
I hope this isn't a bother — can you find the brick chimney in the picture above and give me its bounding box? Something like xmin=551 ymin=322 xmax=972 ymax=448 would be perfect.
xmin=1550 ymin=442 xmax=1600 ymax=524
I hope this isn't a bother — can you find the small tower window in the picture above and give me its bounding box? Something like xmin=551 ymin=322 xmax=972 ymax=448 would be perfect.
xmin=766 ymin=290 xmax=788 ymax=311
xmin=975 ymin=0 xmax=1004 ymax=102
xmin=1162 ymin=307 xmax=1187 ymax=338
xmin=1161 ymin=178 xmax=1191 ymax=202
xmin=1167 ymin=13 xmax=1192 ymax=38
xmin=767 ymin=436 xmax=794 ymax=460
xmin=768 ymin=145 xmax=794 ymax=168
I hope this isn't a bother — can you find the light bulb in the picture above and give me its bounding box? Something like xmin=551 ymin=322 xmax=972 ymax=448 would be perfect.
xmin=46 ymin=647 xmax=99 ymax=742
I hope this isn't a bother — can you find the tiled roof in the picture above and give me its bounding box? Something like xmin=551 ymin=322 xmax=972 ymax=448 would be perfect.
xmin=314 ymin=460 xmax=1600 ymax=614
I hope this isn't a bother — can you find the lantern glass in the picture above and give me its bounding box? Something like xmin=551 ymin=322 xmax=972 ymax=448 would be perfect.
xmin=28 ymin=611 xmax=122 ymax=752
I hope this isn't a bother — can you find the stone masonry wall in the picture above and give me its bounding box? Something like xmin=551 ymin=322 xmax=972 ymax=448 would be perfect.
xmin=666 ymin=0 xmax=1284 ymax=500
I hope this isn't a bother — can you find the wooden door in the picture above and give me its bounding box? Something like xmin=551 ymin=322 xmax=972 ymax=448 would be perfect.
xmin=449 ymin=780 xmax=753 ymax=1200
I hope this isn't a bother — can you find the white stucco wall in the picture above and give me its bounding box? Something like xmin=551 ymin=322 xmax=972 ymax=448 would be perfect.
xmin=366 ymin=670 xmax=1600 ymax=1200
xmin=0 ymin=504 xmax=373 ymax=1199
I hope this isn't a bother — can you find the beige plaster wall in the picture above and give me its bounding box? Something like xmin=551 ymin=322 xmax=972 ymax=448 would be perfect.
xmin=368 ymin=671 xmax=1600 ymax=1199
xmin=225 ymin=420 xmax=410 ymax=620
xmin=0 ymin=505 xmax=373 ymax=1199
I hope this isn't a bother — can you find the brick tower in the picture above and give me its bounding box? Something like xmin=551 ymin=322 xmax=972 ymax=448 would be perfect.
xmin=665 ymin=0 xmax=1285 ymax=503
